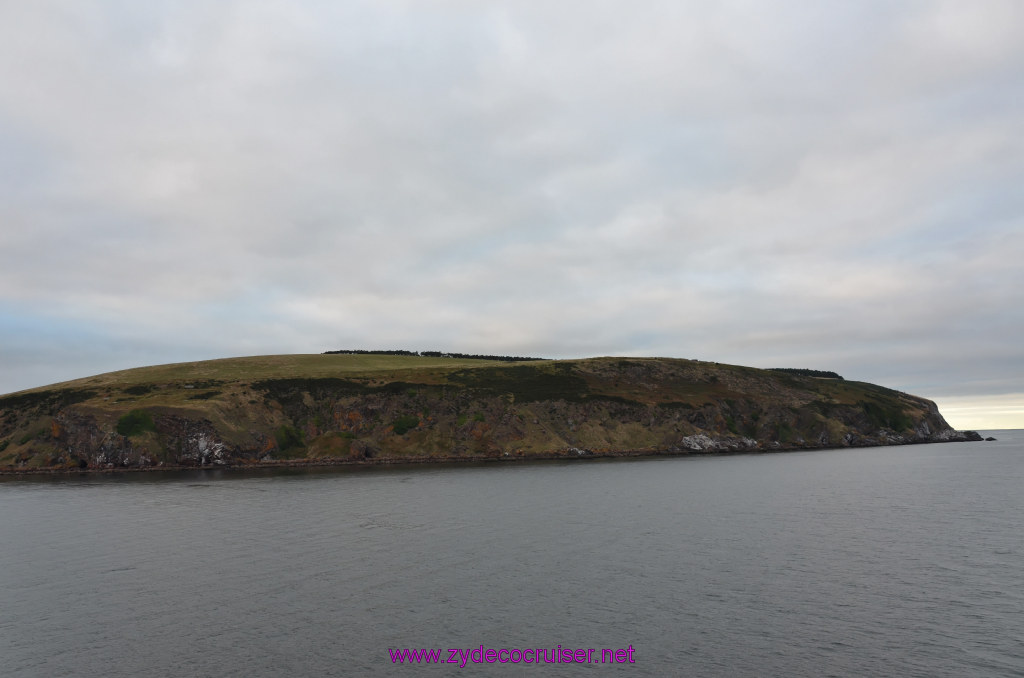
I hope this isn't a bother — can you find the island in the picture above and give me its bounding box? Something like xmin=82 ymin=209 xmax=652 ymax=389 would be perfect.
xmin=0 ymin=353 xmax=982 ymax=473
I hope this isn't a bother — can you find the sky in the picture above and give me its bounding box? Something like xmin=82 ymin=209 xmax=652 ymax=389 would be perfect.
xmin=1 ymin=1 xmax=1022 ymax=430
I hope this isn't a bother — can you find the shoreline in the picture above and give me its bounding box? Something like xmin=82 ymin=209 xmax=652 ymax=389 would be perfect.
xmin=0 ymin=435 xmax=986 ymax=477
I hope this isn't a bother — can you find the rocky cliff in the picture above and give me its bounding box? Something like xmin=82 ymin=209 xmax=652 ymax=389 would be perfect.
xmin=0 ymin=355 xmax=981 ymax=472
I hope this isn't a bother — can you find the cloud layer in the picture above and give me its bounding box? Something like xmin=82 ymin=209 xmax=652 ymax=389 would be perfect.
xmin=2 ymin=1 xmax=1022 ymax=426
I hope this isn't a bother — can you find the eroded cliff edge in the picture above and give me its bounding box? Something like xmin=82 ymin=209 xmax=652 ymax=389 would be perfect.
xmin=0 ymin=355 xmax=982 ymax=472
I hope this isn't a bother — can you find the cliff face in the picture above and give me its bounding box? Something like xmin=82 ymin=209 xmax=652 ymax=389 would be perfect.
xmin=0 ymin=356 xmax=980 ymax=472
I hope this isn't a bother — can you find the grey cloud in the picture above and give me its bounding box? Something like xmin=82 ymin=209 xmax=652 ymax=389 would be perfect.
xmin=0 ymin=1 xmax=1021 ymax=428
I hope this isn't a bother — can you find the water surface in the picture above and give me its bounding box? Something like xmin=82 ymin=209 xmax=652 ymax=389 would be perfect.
xmin=2 ymin=433 xmax=1022 ymax=676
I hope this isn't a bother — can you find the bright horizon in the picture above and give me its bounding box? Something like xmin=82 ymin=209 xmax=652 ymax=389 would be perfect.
xmin=933 ymin=394 xmax=1024 ymax=432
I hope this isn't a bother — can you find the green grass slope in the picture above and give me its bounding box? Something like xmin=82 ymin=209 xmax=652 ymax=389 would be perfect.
xmin=0 ymin=354 xmax=973 ymax=472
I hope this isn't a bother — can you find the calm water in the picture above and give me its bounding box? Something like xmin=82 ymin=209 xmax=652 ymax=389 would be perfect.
xmin=1 ymin=432 xmax=1022 ymax=677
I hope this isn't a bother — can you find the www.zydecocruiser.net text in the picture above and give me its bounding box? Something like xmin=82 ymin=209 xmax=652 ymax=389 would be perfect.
xmin=389 ymin=645 xmax=637 ymax=667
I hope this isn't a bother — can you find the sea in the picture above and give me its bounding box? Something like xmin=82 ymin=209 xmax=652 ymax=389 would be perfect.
xmin=1 ymin=431 xmax=1022 ymax=677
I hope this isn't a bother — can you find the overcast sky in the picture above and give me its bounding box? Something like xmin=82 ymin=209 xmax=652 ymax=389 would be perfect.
xmin=1 ymin=1 xmax=1022 ymax=429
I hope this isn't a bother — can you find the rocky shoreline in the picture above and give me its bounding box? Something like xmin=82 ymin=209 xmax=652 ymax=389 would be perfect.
xmin=0 ymin=430 xmax=986 ymax=476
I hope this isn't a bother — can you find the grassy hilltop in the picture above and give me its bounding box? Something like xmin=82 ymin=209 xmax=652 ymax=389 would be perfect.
xmin=0 ymin=354 xmax=976 ymax=472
